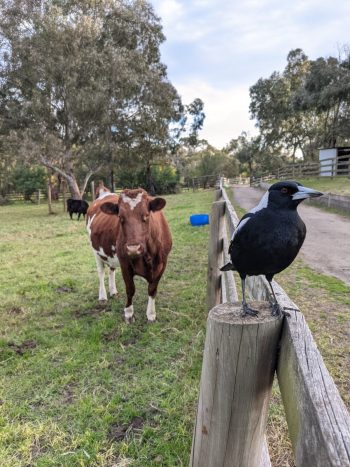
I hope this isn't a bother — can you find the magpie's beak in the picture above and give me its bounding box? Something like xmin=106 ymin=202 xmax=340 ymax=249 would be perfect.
xmin=292 ymin=186 xmax=323 ymax=200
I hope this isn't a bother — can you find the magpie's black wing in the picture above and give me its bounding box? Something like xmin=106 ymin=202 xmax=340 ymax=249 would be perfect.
xmin=228 ymin=212 xmax=255 ymax=254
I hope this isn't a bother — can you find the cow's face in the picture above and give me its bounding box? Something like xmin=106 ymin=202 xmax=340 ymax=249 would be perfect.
xmin=100 ymin=189 xmax=166 ymax=258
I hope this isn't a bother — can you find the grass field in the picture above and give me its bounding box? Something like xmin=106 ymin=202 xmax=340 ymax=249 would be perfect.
xmin=269 ymin=176 xmax=350 ymax=196
xmin=0 ymin=192 xmax=213 ymax=466
xmin=1 ymin=190 xmax=349 ymax=466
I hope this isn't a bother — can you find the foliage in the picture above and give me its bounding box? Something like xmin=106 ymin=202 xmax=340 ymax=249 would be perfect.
xmin=0 ymin=0 xmax=183 ymax=198
xmin=249 ymin=47 xmax=350 ymax=162
xmin=115 ymin=165 xmax=179 ymax=194
xmin=9 ymin=165 xmax=47 ymax=200
xmin=181 ymin=140 xmax=239 ymax=179
xmin=225 ymin=133 xmax=285 ymax=180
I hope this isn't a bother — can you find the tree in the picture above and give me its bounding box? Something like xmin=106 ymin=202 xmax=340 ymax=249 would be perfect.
xmin=9 ymin=165 xmax=47 ymax=200
xmin=0 ymin=0 xmax=182 ymax=199
xmin=249 ymin=47 xmax=350 ymax=162
xmin=250 ymin=49 xmax=315 ymax=162
xmin=293 ymin=55 xmax=350 ymax=148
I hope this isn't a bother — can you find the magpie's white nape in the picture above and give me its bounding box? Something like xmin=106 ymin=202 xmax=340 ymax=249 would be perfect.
xmin=221 ymin=180 xmax=323 ymax=317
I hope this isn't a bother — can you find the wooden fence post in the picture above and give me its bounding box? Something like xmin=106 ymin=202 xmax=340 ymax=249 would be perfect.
xmin=62 ymin=180 xmax=66 ymax=212
xmin=190 ymin=302 xmax=283 ymax=467
xmin=47 ymin=182 xmax=52 ymax=214
xmin=91 ymin=181 xmax=96 ymax=201
xmin=207 ymin=200 xmax=225 ymax=311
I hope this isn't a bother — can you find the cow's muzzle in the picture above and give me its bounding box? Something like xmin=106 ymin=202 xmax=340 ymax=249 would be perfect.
xmin=126 ymin=244 xmax=143 ymax=257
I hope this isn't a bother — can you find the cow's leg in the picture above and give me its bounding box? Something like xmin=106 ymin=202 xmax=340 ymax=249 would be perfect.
xmin=108 ymin=268 xmax=118 ymax=298
xmin=94 ymin=253 xmax=107 ymax=301
xmin=147 ymin=280 xmax=160 ymax=323
xmin=77 ymin=212 xmax=81 ymax=220
xmin=146 ymin=261 xmax=167 ymax=323
xmin=121 ymin=267 xmax=135 ymax=323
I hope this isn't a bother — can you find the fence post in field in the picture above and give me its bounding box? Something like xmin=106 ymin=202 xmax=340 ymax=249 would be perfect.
xmin=207 ymin=200 xmax=225 ymax=311
xmin=37 ymin=189 xmax=41 ymax=205
xmin=61 ymin=180 xmax=66 ymax=212
xmin=91 ymin=181 xmax=96 ymax=201
xmin=47 ymin=182 xmax=52 ymax=214
xmin=190 ymin=302 xmax=283 ymax=467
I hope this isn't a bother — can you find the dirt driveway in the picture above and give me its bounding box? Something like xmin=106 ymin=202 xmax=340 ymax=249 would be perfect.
xmin=232 ymin=185 xmax=350 ymax=285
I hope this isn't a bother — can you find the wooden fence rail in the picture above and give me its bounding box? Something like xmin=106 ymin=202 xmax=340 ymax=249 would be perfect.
xmin=256 ymin=155 xmax=350 ymax=183
xmin=191 ymin=181 xmax=350 ymax=466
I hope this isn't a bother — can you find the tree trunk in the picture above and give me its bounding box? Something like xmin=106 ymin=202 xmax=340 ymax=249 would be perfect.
xmin=66 ymin=175 xmax=82 ymax=200
xmin=146 ymin=162 xmax=156 ymax=195
xmin=110 ymin=169 xmax=115 ymax=193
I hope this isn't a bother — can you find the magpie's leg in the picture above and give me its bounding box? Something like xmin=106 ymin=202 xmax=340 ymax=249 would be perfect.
xmin=241 ymin=277 xmax=259 ymax=317
xmin=267 ymin=280 xmax=290 ymax=317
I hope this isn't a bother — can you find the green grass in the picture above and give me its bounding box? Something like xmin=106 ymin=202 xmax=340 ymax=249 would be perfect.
xmin=270 ymin=176 xmax=350 ymax=196
xmin=2 ymin=191 xmax=349 ymax=467
xmin=0 ymin=192 xmax=213 ymax=466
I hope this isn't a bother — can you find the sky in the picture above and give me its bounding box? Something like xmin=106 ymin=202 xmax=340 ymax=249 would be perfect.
xmin=151 ymin=0 xmax=350 ymax=149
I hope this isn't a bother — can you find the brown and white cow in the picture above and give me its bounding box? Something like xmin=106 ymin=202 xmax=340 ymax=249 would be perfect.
xmin=86 ymin=189 xmax=172 ymax=323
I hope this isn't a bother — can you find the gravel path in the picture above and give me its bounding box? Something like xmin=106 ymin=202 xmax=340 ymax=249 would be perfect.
xmin=232 ymin=185 xmax=350 ymax=285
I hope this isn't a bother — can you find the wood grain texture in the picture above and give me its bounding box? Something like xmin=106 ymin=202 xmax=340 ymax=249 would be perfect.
xmin=207 ymin=200 xmax=226 ymax=311
xmin=217 ymin=184 xmax=272 ymax=466
xmin=246 ymin=275 xmax=350 ymax=466
xmin=190 ymin=302 xmax=283 ymax=467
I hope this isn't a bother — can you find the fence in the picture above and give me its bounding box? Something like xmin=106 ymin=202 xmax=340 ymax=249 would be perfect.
xmin=0 ymin=189 xmax=72 ymax=203
xmin=257 ymin=155 xmax=350 ymax=183
xmin=190 ymin=181 xmax=350 ymax=466
xmin=183 ymin=174 xmax=219 ymax=191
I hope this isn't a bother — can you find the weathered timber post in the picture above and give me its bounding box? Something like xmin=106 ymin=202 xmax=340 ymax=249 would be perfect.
xmin=61 ymin=180 xmax=66 ymax=212
xmin=207 ymin=200 xmax=225 ymax=311
xmin=91 ymin=181 xmax=96 ymax=201
xmin=47 ymin=182 xmax=52 ymax=214
xmin=190 ymin=302 xmax=283 ymax=467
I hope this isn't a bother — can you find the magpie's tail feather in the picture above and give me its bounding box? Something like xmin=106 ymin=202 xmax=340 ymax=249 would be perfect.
xmin=220 ymin=262 xmax=236 ymax=272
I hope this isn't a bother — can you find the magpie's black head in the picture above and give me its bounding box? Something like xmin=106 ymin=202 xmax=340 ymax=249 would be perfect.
xmin=268 ymin=180 xmax=323 ymax=209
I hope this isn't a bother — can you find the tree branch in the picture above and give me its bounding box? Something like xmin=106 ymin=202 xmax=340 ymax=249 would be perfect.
xmin=40 ymin=156 xmax=74 ymax=182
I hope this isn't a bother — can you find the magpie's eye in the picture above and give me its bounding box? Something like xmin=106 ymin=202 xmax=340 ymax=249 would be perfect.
xmin=281 ymin=187 xmax=289 ymax=194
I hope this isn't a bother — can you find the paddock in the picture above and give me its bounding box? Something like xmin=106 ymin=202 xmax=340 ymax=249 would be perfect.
xmin=0 ymin=189 xmax=349 ymax=466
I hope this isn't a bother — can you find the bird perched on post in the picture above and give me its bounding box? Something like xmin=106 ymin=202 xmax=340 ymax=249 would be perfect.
xmin=221 ymin=181 xmax=323 ymax=317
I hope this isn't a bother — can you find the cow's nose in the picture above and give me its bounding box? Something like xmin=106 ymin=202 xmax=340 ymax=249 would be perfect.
xmin=126 ymin=244 xmax=142 ymax=256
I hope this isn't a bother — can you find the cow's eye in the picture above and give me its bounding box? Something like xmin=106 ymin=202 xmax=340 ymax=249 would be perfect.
xmin=142 ymin=215 xmax=149 ymax=222
xmin=281 ymin=187 xmax=289 ymax=194
xmin=119 ymin=216 xmax=125 ymax=224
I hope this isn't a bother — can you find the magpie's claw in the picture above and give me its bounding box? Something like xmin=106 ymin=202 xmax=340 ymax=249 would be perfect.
xmin=271 ymin=302 xmax=290 ymax=317
xmin=242 ymin=303 xmax=259 ymax=317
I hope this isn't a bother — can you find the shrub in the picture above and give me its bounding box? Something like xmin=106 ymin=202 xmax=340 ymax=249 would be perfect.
xmin=9 ymin=166 xmax=47 ymax=200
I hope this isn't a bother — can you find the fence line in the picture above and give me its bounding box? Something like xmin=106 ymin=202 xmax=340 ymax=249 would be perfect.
xmin=256 ymin=155 xmax=350 ymax=183
xmin=191 ymin=180 xmax=350 ymax=466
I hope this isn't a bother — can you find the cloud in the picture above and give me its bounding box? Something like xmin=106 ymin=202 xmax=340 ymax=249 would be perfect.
xmin=152 ymin=0 xmax=350 ymax=147
xmin=177 ymin=80 xmax=258 ymax=148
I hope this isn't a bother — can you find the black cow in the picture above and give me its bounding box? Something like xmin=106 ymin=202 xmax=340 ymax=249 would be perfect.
xmin=67 ymin=199 xmax=89 ymax=220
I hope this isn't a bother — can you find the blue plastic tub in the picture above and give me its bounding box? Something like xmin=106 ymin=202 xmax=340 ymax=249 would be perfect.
xmin=190 ymin=213 xmax=209 ymax=226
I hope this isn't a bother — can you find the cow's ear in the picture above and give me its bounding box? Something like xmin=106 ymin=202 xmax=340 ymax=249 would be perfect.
xmin=100 ymin=202 xmax=119 ymax=215
xmin=149 ymin=197 xmax=166 ymax=212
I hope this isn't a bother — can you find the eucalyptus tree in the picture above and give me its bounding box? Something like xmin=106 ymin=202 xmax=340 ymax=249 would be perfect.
xmin=250 ymin=49 xmax=315 ymax=162
xmin=0 ymin=0 xmax=182 ymax=198
xmin=250 ymin=47 xmax=350 ymax=161
xmin=293 ymin=54 xmax=350 ymax=148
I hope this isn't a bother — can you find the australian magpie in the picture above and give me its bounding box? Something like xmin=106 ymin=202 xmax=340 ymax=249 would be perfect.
xmin=221 ymin=181 xmax=323 ymax=317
